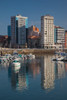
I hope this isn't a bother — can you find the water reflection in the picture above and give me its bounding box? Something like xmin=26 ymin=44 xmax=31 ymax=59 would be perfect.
xmin=41 ymin=55 xmax=55 ymax=91
xmin=55 ymin=61 xmax=65 ymax=79
xmin=26 ymin=59 xmax=40 ymax=78
xmin=8 ymin=59 xmax=40 ymax=91
xmin=65 ymin=62 xmax=67 ymax=72
xmin=41 ymin=55 xmax=66 ymax=92
xmin=0 ymin=62 xmax=9 ymax=70
xmin=8 ymin=62 xmax=29 ymax=91
xmin=0 ymin=55 xmax=67 ymax=93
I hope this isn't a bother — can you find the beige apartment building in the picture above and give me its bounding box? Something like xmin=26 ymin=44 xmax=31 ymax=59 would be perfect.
xmin=41 ymin=15 xmax=54 ymax=48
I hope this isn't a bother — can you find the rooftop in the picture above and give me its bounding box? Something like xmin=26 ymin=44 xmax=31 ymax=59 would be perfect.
xmin=54 ymin=26 xmax=64 ymax=29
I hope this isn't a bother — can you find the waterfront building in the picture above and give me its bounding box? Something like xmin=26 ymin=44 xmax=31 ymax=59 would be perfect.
xmin=11 ymin=14 xmax=28 ymax=47
xmin=54 ymin=26 xmax=65 ymax=47
xmin=8 ymin=25 xmax=11 ymax=37
xmin=28 ymin=25 xmax=40 ymax=48
xmin=65 ymin=31 xmax=67 ymax=48
xmin=8 ymin=25 xmax=11 ymax=46
xmin=41 ymin=15 xmax=54 ymax=48
xmin=54 ymin=43 xmax=62 ymax=49
xmin=28 ymin=25 xmax=39 ymax=36
xmin=0 ymin=35 xmax=8 ymax=47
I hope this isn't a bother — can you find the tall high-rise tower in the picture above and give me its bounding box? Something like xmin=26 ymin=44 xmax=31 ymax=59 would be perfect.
xmin=41 ymin=15 xmax=54 ymax=48
xmin=11 ymin=14 xmax=28 ymax=47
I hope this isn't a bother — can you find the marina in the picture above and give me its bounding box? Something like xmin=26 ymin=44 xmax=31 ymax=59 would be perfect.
xmin=0 ymin=54 xmax=67 ymax=100
xmin=52 ymin=52 xmax=67 ymax=61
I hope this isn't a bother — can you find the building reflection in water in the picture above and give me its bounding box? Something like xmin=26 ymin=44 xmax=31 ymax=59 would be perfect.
xmin=64 ymin=62 xmax=67 ymax=72
xmin=41 ymin=55 xmax=66 ymax=92
xmin=8 ymin=62 xmax=29 ymax=91
xmin=0 ymin=62 xmax=10 ymax=71
xmin=8 ymin=59 xmax=40 ymax=91
xmin=55 ymin=61 xmax=65 ymax=79
xmin=41 ymin=55 xmax=55 ymax=91
xmin=26 ymin=59 xmax=40 ymax=78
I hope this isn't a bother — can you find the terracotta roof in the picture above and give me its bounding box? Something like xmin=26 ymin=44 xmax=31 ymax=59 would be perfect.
xmin=28 ymin=36 xmax=40 ymax=39
xmin=54 ymin=26 xmax=64 ymax=29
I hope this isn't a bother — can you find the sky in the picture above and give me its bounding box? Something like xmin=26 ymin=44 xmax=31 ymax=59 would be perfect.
xmin=0 ymin=0 xmax=67 ymax=35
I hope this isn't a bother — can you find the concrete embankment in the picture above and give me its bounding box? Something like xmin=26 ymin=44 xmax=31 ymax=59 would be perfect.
xmin=0 ymin=48 xmax=67 ymax=55
xmin=21 ymin=49 xmax=55 ymax=54
xmin=0 ymin=48 xmax=55 ymax=55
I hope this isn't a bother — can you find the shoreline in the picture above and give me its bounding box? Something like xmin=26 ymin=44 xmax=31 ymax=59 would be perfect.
xmin=0 ymin=48 xmax=67 ymax=55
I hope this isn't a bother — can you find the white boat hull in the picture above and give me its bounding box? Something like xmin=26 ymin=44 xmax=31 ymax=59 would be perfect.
xmin=56 ymin=57 xmax=64 ymax=61
xmin=12 ymin=62 xmax=20 ymax=67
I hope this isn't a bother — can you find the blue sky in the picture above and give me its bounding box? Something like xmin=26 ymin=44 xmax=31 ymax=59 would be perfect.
xmin=0 ymin=0 xmax=67 ymax=35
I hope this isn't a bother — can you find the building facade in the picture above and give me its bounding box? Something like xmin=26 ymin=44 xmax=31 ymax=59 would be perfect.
xmin=8 ymin=25 xmax=11 ymax=46
xmin=0 ymin=35 xmax=8 ymax=47
xmin=28 ymin=25 xmax=40 ymax=48
xmin=11 ymin=14 xmax=28 ymax=47
xmin=28 ymin=25 xmax=39 ymax=36
xmin=65 ymin=31 xmax=67 ymax=48
xmin=41 ymin=15 xmax=54 ymax=48
xmin=8 ymin=25 xmax=11 ymax=37
xmin=54 ymin=26 xmax=65 ymax=47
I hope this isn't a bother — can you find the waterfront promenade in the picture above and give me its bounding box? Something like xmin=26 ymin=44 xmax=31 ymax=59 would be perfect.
xmin=0 ymin=48 xmax=67 ymax=55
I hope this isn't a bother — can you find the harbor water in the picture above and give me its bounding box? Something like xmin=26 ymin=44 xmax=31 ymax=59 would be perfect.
xmin=0 ymin=55 xmax=67 ymax=100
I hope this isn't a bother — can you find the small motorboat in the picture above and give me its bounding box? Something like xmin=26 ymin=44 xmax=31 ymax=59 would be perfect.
xmin=61 ymin=56 xmax=67 ymax=61
xmin=27 ymin=53 xmax=35 ymax=59
xmin=0 ymin=56 xmax=7 ymax=63
xmin=52 ymin=56 xmax=64 ymax=61
xmin=32 ymin=55 xmax=35 ymax=59
xmin=56 ymin=56 xmax=64 ymax=61
xmin=12 ymin=59 xmax=21 ymax=68
xmin=52 ymin=52 xmax=65 ymax=61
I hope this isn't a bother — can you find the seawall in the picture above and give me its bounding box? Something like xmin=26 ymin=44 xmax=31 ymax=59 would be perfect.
xmin=0 ymin=48 xmax=67 ymax=55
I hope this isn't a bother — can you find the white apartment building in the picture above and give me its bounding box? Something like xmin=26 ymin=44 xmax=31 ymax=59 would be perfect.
xmin=54 ymin=26 xmax=65 ymax=44
xmin=41 ymin=15 xmax=54 ymax=48
xmin=11 ymin=14 xmax=28 ymax=47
